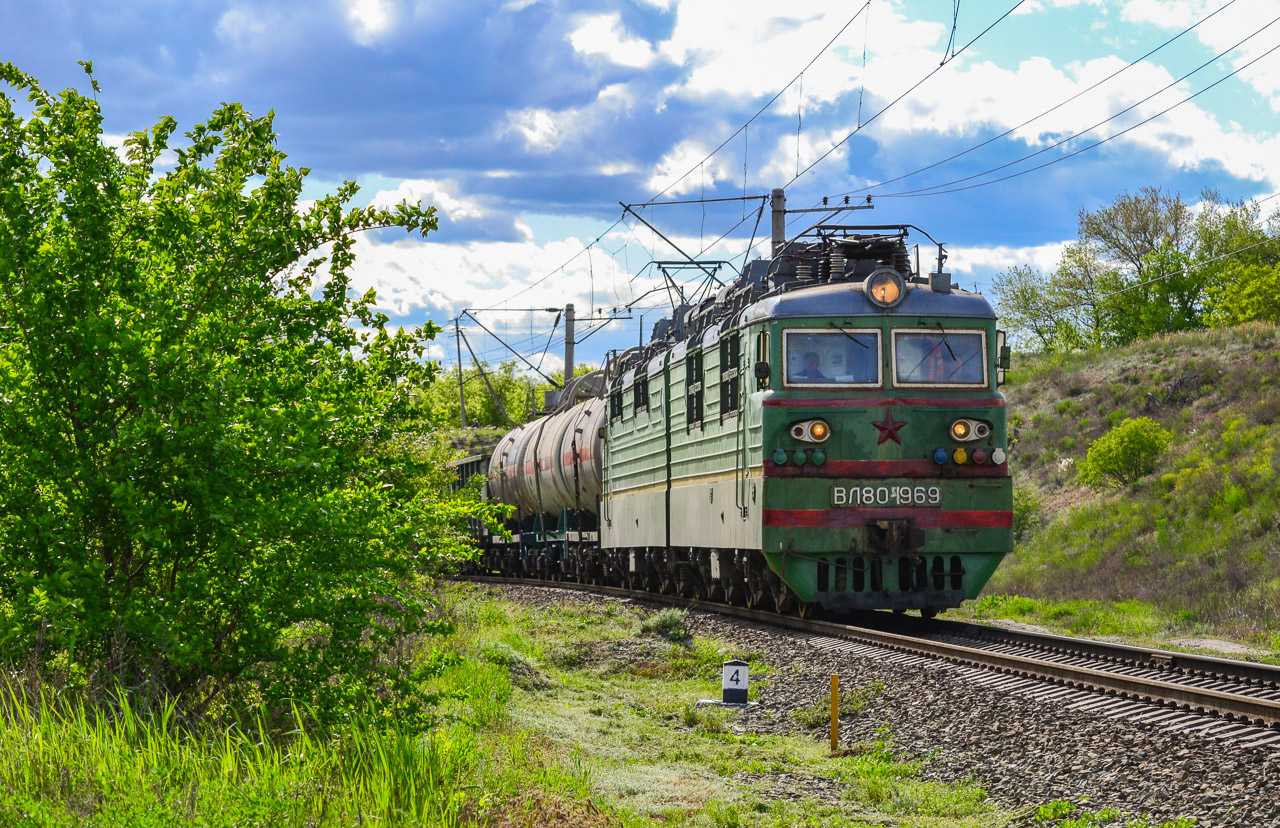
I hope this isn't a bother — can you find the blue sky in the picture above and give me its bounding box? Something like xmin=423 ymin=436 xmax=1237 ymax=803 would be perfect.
xmin=5 ymin=0 xmax=1279 ymax=372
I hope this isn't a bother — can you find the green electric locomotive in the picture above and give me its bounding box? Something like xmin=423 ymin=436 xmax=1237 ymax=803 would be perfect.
xmin=477 ymin=202 xmax=1012 ymax=618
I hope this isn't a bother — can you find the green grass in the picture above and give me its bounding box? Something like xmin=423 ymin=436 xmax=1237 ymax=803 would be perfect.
xmin=1000 ymin=322 xmax=1280 ymax=648
xmin=0 ymin=582 xmax=1204 ymax=826
xmin=0 ymin=689 xmax=485 ymax=826
xmin=442 ymin=584 xmax=1010 ymax=827
xmin=639 ymin=607 xmax=690 ymax=641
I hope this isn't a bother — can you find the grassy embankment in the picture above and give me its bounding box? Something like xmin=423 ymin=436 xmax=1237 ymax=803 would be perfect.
xmin=1 ymin=584 xmax=1010 ymax=827
xmin=954 ymin=322 xmax=1280 ymax=650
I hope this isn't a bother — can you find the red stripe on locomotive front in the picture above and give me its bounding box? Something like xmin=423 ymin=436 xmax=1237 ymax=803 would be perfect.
xmin=764 ymin=459 xmax=1008 ymax=478
xmin=762 ymin=396 xmax=1005 ymax=409
xmin=763 ymin=508 xmax=1013 ymax=529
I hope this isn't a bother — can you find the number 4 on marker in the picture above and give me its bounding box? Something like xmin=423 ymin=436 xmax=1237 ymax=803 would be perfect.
xmin=730 ymin=670 xmax=740 ymax=684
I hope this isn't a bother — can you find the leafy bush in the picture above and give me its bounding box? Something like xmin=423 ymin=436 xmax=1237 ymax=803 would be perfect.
xmin=1013 ymin=489 xmax=1045 ymax=542
xmin=0 ymin=64 xmax=502 ymax=721
xmin=1077 ymin=417 xmax=1173 ymax=489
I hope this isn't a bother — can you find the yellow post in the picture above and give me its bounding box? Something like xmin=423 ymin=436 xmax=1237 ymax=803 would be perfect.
xmin=830 ymin=674 xmax=839 ymax=752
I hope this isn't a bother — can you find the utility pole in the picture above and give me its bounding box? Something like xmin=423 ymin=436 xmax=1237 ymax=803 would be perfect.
xmin=454 ymin=318 xmax=467 ymax=427
xmin=564 ymin=303 xmax=575 ymax=386
xmin=771 ymin=187 xmax=787 ymax=256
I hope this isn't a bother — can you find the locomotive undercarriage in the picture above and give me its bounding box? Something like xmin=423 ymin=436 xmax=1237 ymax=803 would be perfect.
xmin=475 ymin=534 xmax=968 ymax=619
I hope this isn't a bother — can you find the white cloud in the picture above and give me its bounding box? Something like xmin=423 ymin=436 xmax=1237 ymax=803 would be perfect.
xmin=645 ymin=137 xmax=737 ymax=196
xmin=1121 ymin=0 xmax=1280 ymax=111
xmin=569 ymin=13 xmax=661 ymax=69
xmin=504 ymin=83 xmax=639 ymax=154
xmin=216 ymin=5 xmax=283 ymax=48
xmin=949 ymin=242 xmax=1069 ymax=277
xmin=657 ymin=1 xmax=868 ymax=107
xmin=341 ymin=0 xmax=398 ymax=46
xmin=369 ymin=179 xmax=533 ymax=242
xmin=506 ymin=108 xmax=562 ymax=153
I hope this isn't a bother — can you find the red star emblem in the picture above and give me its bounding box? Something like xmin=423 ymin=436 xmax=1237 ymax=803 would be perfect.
xmin=872 ymin=411 xmax=906 ymax=445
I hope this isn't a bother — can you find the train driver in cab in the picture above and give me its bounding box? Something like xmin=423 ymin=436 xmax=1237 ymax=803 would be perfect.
xmin=796 ymin=351 xmax=827 ymax=381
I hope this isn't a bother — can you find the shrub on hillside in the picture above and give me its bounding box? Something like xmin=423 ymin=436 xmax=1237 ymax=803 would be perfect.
xmin=1012 ymin=488 xmax=1044 ymax=542
xmin=1077 ymin=417 xmax=1173 ymax=490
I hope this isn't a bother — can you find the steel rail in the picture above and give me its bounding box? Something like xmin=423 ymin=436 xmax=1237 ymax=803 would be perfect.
xmin=464 ymin=576 xmax=1280 ymax=728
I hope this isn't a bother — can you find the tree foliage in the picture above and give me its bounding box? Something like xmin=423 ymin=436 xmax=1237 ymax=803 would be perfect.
xmin=0 ymin=63 xmax=495 ymax=717
xmin=414 ymin=361 xmax=596 ymax=428
xmin=996 ymin=186 xmax=1280 ymax=350
xmin=1077 ymin=417 xmax=1172 ymax=491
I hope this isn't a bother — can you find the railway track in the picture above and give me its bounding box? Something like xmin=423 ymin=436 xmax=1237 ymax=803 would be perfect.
xmin=466 ymin=575 xmax=1280 ymax=750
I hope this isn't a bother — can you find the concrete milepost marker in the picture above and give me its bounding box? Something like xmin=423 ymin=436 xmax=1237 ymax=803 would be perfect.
xmin=722 ymin=659 xmax=749 ymax=704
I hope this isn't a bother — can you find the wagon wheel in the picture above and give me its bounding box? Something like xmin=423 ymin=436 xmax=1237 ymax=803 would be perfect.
xmin=920 ymin=608 xmax=938 ymax=620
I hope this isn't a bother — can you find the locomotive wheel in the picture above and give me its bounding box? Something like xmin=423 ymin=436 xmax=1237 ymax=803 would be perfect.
xmin=771 ymin=582 xmax=796 ymax=615
xmin=921 ymin=608 xmax=938 ymax=620
xmin=745 ymin=586 xmax=773 ymax=611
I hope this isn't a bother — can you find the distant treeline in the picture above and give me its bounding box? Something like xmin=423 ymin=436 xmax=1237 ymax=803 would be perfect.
xmin=994 ymin=186 xmax=1280 ymax=351
xmin=416 ymin=362 xmax=595 ymax=429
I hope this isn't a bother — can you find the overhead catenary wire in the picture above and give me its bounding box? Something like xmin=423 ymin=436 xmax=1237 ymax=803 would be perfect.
xmin=835 ymin=0 xmax=1240 ymax=199
xmin=451 ymin=1 xmax=1042 ymax=373
xmin=875 ymin=15 xmax=1280 ymax=199
xmin=878 ymin=28 xmax=1280 ymax=199
xmin=785 ymin=0 xmax=1027 ymax=191
xmin=476 ymin=2 xmax=871 ymax=317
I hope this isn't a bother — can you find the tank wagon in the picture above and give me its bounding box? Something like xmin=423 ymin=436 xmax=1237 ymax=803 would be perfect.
xmin=472 ymin=193 xmax=1013 ymax=618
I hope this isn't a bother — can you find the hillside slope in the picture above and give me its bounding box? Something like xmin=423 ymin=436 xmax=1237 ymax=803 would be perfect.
xmin=990 ymin=322 xmax=1280 ymax=641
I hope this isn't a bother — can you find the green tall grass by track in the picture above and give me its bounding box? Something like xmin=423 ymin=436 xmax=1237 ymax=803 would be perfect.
xmin=0 ymin=690 xmax=479 ymax=826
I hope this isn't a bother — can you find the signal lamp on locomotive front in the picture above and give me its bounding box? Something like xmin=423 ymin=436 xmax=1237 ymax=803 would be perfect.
xmin=865 ymin=268 xmax=906 ymax=308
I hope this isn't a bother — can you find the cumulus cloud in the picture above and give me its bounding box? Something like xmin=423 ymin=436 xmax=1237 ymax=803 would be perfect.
xmin=216 ymin=5 xmax=285 ymax=48
xmin=949 ymin=241 xmax=1070 ymax=277
xmin=569 ymin=13 xmax=662 ymax=69
xmin=341 ymin=0 xmax=397 ymax=45
xmin=369 ymin=179 xmax=533 ymax=243
xmin=1121 ymin=0 xmax=1280 ymax=111
xmin=645 ymin=137 xmax=737 ymax=196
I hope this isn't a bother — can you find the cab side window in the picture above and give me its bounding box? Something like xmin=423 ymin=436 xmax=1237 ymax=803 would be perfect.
xmin=720 ymin=332 xmax=740 ymax=417
xmin=686 ymin=349 xmax=704 ymax=430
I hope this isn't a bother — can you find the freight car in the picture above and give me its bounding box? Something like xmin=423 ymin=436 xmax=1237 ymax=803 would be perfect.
xmin=469 ymin=193 xmax=1012 ymax=618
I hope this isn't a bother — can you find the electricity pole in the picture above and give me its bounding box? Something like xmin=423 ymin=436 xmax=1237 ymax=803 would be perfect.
xmin=454 ymin=318 xmax=467 ymax=427
xmin=564 ymin=303 xmax=574 ymax=385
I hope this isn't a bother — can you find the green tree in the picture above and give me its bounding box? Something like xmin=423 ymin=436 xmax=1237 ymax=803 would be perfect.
xmin=417 ymin=360 xmax=597 ymax=428
xmin=1196 ymin=190 xmax=1280 ymax=326
xmin=0 ymin=63 xmax=492 ymax=717
xmin=1077 ymin=187 xmax=1203 ymax=344
xmin=1077 ymin=417 xmax=1172 ymax=490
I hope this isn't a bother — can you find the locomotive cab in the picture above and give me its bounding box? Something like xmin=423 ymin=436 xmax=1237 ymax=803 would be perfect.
xmin=747 ymin=262 xmax=1011 ymax=614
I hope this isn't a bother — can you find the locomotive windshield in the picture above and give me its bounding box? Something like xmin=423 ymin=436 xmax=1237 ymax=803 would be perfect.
xmin=892 ymin=329 xmax=988 ymax=387
xmin=783 ymin=329 xmax=881 ymax=387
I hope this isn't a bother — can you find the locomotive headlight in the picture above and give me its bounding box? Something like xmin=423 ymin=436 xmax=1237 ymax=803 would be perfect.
xmin=865 ymin=268 xmax=906 ymax=308
xmin=791 ymin=419 xmax=831 ymax=443
xmin=949 ymin=418 xmax=988 ymax=442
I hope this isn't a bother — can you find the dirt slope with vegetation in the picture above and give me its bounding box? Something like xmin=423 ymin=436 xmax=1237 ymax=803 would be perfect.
xmin=989 ymin=321 xmax=1280 ymax=643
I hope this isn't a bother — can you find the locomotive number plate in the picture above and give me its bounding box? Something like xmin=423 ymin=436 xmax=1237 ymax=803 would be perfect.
xmin=831 ymin=485 xmax=941 ymax=508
